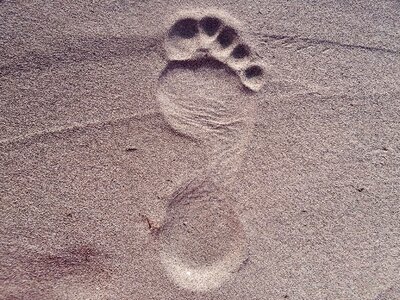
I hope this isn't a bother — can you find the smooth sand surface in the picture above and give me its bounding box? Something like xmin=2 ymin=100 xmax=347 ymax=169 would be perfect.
xmin=1 ymin=1 xmax=400 ymax=299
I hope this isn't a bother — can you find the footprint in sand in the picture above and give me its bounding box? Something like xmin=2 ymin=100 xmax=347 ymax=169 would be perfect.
xmin=156 ymin=10 xmax=264 ymax=292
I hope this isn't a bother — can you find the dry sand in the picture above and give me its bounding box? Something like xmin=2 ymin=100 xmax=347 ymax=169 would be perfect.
xmin=1 ymin=1 xmax=400 ymax=299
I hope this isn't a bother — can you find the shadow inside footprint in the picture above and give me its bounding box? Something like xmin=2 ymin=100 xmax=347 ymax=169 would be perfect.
xmin=170 ymin=18 xmax=199 ymax=39
xmin=231 ymin=44 xmax=250 ymax=59
xmin=199 ymin=17 xmax=221 ymax=36
xmin=217 ymin=27 xmax=237 ymax=48
xmin=245 ymin=65 xmax=263 ymax=78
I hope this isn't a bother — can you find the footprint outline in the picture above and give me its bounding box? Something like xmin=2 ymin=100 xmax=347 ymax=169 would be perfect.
xmin=157 ymin=10 xmax=263 ymax=292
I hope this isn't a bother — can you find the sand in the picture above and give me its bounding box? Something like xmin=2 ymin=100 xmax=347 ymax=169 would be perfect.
xmin=1 ymin=1 xmax=400 ymax=299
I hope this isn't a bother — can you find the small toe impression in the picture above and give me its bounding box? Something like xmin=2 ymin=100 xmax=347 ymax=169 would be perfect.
xmin=242 ymin=65 xmax=265 ymax=91
xmin=199 ymin=17 xmax=222 ymax=36
xmin=245 ymin=65 xmax=263 ymax=79
xmin=217 ymin=27 xmax=237 ymax=48
xmin=231 ymin=44 xmax=250 ymax=59
xmin=170 ymin=18 xmax=199 ymax=39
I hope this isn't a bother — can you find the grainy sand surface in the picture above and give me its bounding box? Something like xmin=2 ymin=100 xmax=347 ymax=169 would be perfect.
xmin=1 ymin=1 xmax=400 ymax=299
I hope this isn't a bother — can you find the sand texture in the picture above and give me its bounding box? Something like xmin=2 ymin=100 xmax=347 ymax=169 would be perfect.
xmin=1 ymin=1 xmax=400 ymax=299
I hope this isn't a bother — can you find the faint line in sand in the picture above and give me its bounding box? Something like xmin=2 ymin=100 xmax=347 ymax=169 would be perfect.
xmin=0 ymin=110 xmax=159 ymax=146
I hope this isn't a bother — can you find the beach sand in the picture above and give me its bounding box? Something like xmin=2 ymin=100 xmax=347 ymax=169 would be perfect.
xmin=1 ymin=1 xmax=400 ymax=299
